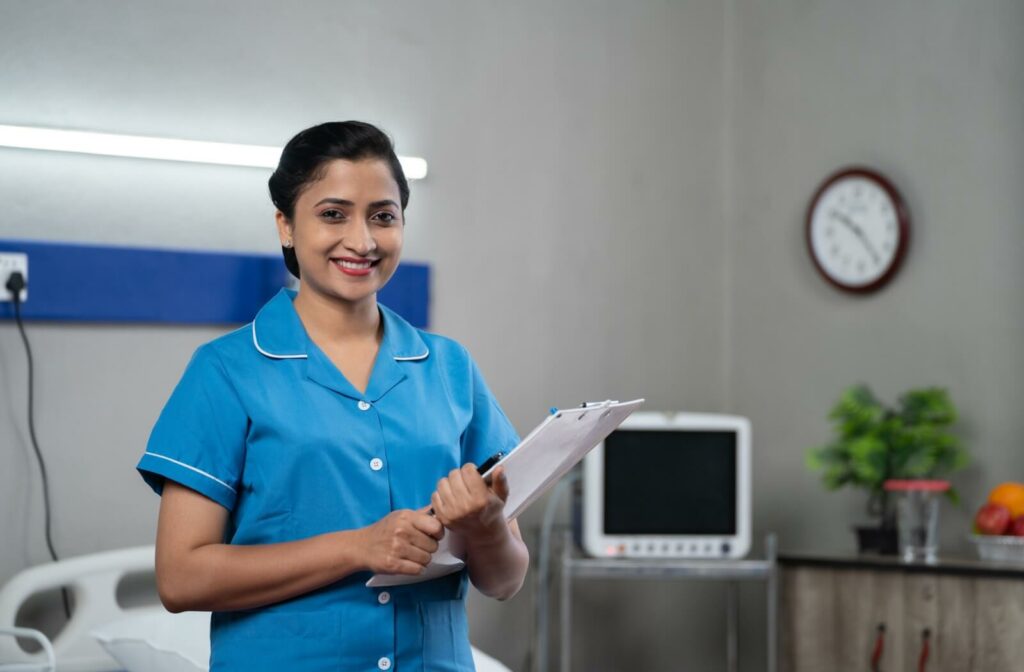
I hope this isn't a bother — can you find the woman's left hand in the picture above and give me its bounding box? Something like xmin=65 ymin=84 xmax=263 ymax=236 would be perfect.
xmin=431 ymin=464 xmax=510 ymax=541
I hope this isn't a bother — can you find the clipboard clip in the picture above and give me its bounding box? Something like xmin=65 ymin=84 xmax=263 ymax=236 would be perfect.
xmin=575 ymin=400 xmax=619 ymax=421
xmin=581 ymin=400 xmax=618 ymax=408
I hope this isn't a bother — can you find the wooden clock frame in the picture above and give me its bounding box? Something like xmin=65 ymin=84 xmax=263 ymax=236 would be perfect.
xmin=805 ymin=166 xmax=911 ymax=294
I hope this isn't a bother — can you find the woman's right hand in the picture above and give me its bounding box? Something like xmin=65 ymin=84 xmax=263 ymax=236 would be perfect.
xmin=355 ymin=509 xmax=445 ymax=575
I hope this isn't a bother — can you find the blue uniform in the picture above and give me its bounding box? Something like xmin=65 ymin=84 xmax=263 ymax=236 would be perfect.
xmin=137 ymin=288 xmax=519 ymax=671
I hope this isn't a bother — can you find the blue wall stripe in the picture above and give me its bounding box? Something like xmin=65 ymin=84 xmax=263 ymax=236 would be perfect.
xmin=0 ymin=239 xmax=430 ymax=328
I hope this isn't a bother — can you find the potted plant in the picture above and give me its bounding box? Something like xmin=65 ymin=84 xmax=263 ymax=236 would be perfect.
xmin=806 ymin=385 xmax=968 ymax=554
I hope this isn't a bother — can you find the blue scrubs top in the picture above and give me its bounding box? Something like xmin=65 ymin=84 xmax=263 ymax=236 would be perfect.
xmin=137 ymin=288 xmax=520 ymax=672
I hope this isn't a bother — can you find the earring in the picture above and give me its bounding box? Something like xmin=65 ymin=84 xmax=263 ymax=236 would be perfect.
xmin=283 ymin=239 xmax=293 ymax=248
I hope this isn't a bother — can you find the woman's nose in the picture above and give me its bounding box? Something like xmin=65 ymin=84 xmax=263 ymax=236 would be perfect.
xmin=343 ymin=220 xmax=377 ymax=256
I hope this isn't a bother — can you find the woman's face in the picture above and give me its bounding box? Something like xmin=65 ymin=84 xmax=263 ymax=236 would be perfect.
xmin=277 ymin=158 xmax=404 ymax=308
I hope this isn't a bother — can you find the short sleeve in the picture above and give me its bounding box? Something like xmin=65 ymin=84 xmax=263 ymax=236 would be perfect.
xmin=460 ymin=357 xmax=520 ymax=468
xmin=136 ymin=345 xmax=248 ymax=511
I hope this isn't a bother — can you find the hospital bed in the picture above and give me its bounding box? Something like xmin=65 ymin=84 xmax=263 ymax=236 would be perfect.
xmin=0 ymin=546 xmax=511 ymax=672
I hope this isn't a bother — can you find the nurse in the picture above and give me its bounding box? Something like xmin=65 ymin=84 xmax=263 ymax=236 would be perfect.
xmin=136 ymin=121 xmax=529 ymax=671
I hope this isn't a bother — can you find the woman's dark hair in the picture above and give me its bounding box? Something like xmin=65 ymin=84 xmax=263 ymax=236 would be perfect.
xmin=269 ymin=121 xmax=410 ymax=279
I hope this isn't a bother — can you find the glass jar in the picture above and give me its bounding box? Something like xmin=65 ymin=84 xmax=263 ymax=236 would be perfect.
xmin=884 ymin=479 xmax=950 ymax=564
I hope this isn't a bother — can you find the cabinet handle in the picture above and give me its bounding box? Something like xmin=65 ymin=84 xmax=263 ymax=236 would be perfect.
xmin=918 ymin=628 xmax=931 ymax=672
xmin=870 ymin=622 xmax=886 ymax=672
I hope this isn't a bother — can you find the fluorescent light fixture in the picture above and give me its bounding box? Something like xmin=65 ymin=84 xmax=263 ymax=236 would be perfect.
xmin=0 ymin=124 xmax=428 ymax=179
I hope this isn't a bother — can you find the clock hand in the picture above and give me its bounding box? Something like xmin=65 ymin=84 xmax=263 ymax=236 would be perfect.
xmin=830 ymin=210 xmax=881 ymax=264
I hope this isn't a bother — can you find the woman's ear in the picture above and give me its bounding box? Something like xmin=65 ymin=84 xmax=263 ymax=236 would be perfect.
xmin=275 ymin=211 xmax=294 ymax=247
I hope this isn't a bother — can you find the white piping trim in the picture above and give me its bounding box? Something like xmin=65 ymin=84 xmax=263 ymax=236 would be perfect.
xmin=251 ymin=321 xmax=307 ymax=359
xmin=394 ymin=352 xmax=429 ymax=361
xmin=143 ymin=452 xmax=237 ymax=494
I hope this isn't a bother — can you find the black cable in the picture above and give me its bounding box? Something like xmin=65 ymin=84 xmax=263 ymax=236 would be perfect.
xmin=5 ymin=271 xmax=72 ymax=621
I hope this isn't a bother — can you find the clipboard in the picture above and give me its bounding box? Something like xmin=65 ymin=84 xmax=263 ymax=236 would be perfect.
xmin=367 ymin=398 xmax=644 ymax=587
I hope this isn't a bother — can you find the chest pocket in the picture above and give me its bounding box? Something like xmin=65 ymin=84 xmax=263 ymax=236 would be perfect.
xmin=377 ymin=381 xmax=465 ymax=512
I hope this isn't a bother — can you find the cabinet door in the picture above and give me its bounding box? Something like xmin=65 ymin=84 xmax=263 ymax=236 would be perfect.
xmin=921 ymin=574 xmax=975 ymax=672
xmin=906 ymin=573 xmax=1024 ymax=671
xmin=834 ymin=569 xmax=904 ymax=671
xmin=781 ymin=566 xmax=836 ymax=671
xmin=782 ymin=567 xmax=904 ymax=672
xmin=972 ymin=577 xmax=1024 ymax=671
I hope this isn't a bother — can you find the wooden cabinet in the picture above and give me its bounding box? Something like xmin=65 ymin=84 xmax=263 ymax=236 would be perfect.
xmin=779 ymin=555 xmax=1024 ymax=672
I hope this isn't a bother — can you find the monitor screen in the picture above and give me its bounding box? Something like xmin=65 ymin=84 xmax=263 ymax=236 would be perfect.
xmin=603 ymin=429 xmax=737 ymax=535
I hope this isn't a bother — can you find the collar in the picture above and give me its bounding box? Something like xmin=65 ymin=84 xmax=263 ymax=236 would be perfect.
xmin=251 ymin=288 xmax=430 ymax=400
xmin=251 ymin=288 xmax=309 ymax=359
xmin=378 ymin=303 xmax=431 ymax=362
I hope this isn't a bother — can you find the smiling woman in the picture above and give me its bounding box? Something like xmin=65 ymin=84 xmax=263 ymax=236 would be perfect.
xmin=135 ymin=121 xmax=529 ymax=671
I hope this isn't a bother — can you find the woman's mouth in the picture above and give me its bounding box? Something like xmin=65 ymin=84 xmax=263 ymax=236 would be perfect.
xmin=331 ymin=257 xmax=380 ymax=277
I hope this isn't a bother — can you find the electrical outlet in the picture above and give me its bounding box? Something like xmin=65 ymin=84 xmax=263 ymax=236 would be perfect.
xmin=0 ymin=252 xmax=28 ymax=303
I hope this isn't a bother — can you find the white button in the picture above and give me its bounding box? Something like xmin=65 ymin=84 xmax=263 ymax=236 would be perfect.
xmin=358 ymin=400 xmax=371 ymax=411
xmin=370 ymin=457 xmax=384 ymax=471
xmin=377 ymin=591 xmax=391 ymax=605
xmin=378 ymin=657 xmax=392 ymax=670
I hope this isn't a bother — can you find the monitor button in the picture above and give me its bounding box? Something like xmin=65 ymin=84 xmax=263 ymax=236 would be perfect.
xmin=721 ymin=542 xmax=732 ymax=555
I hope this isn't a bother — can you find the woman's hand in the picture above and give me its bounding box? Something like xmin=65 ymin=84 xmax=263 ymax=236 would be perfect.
xmin=431 ymin=464 xmax=510 ymax=542
xmin=354 ymin=509 xmax=445 ymax=576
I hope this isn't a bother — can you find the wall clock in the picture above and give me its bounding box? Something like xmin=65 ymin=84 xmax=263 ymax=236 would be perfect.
xmin=806 ymin=167 xmax=910 ymax=293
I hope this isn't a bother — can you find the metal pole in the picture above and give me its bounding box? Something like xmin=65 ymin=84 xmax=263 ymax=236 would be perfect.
xmin=560 ymin=532 xmax=572 ymax=672
xmin=726 ymin=581 xmax=739 ymax=672
xmin=766 ymin=533 xmax=778 ymax=672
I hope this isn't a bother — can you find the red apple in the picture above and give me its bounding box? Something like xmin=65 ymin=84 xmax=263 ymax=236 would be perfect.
xmin=975 ymin=503 xmax=1012 ymax=535
xmin=1011 ymin=516 xmax=1024 ymax=537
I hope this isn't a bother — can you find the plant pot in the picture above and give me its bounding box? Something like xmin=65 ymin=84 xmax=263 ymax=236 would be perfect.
xmin=854 ymin=524 xmax=899 ymax=555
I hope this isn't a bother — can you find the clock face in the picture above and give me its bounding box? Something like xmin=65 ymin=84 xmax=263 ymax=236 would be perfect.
xmin=807 ymin=168 xmax=909 ymax=292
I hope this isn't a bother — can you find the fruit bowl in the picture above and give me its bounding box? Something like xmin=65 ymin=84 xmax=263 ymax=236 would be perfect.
xmin=969 ymin=534 xmax=1024 ymax=564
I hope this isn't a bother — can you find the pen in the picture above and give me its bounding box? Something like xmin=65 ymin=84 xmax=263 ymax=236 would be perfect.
xmin=475 ymin=451 xmax=506 ymax=480
xmin=428 ymin=451 xmax=505 ymax=515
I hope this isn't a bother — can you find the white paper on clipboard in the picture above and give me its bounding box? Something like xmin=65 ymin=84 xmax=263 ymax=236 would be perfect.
xmin=367 ymin=398 xmax=644 ymax=587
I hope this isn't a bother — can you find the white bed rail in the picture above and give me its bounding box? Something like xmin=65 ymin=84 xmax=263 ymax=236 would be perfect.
xmin=0 ymin=546 xmax=160 ymax=672
xmin=0 ymin=627 xmax=55 ymax=671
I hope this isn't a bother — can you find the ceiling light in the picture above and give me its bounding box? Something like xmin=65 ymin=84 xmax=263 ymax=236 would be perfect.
xmin=0 ymin=124 xmax=428 ymax=179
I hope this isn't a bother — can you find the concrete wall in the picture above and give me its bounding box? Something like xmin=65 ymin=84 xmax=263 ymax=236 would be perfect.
xmin=0 ymin=1 xmax=730 ymax=669
xmin=729 ymin=0 xmax=1024 ymax=560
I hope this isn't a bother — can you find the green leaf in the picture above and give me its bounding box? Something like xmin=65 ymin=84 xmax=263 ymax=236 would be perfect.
xmin=900 ymin=388 xmax=956 ymax=426
xmin=848 ymin=435 xmax=888 ymax=487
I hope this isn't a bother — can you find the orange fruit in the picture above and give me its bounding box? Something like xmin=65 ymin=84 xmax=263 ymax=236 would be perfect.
xmin=987 ymin=482 xmax=1024 ymax=518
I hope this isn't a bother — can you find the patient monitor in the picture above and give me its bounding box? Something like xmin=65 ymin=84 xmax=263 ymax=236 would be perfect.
xmin=582 ymin=412 xmax=751 ymax=559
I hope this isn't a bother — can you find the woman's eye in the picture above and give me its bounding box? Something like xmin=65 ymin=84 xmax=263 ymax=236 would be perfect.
xmin=321 ymin=209 xmax=345 ymax=221
xmin=374 ymin=212 xmax=397 ymax=224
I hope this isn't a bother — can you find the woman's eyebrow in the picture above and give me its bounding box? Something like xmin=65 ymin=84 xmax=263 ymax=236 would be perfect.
xmin=313 ymin=198 xmax=398 ymax=209
xmin=368 ymin=199 xmax=399 ymax=209
xmin=314 ymin=197 xmax=354 ymax=207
